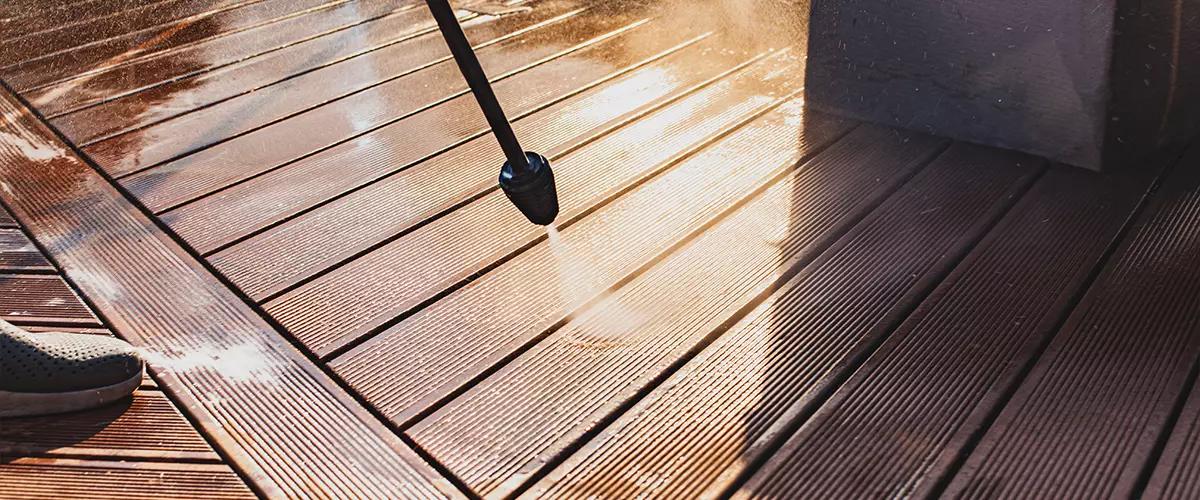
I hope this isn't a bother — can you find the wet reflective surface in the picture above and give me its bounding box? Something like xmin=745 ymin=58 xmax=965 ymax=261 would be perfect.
xmin=4 ymin=0 xmax=1200 ymax=499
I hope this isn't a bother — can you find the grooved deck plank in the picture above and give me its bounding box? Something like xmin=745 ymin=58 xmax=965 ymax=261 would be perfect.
xmin=157 ymin=12 xmax=684 ymax=253
xmin=0 ymin=459 xmax=255 ymax=500
xmin=296 ymin=49 xmax=817 ymax=359
xmin=730 ymin=161 xmax=1165 ymax=499
xmin=49 ymin=0 xmax=454 ymax=145
xmin=0 ymin=0 xmax=265 ymax=70
xmin=0 ymin=0 xmax=135 ymax=27
xmin=0 ymin=205 xmax=17 ymax=227
xmin=0 ymin=274 xmax=100 ymax=325
xmin=83 ymin=1 xmax=590 ymax=177
xmin=938 ymin=146 xmax=1200 ymax=499
xmin=1 ymin=389 xmax=219 ymax=462
xmin=211 ymin=32 xmax=740 ymax=301
xmin=1146 ymin=359 xmax=1200 ymax=499
xmin=0 ymin=228 xmax=54 ymax=272
xmin=0 ymin=80 xmax=462 ymax=499
xmin=30 ymin=0 xmax=411 ymax=118
xmin=413 ymin=126 xmax=946 ymax=499
xmin=2 ymin=0 xmax=185 ymax=40
xmin=523 ymin=144 xmax=1043 ymax=500
xmin=23 ymin=325 xmax=113 ymax=336
xmin=330 ymin=93 xmax=851 ymax=429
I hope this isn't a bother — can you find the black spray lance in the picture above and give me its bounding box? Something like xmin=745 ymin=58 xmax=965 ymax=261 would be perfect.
xmin=424 ymin=0 xmax=560 ymax=226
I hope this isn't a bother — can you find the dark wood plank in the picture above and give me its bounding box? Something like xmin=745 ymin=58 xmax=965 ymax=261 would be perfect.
xmin=1145 ymin=368 xmax=1200 ymax=499
xmin=104 ymin=3 xmax=578 ymax=200
xmin=1 ymin=389 xmax=220 ymax=462
xmin=27 ymin=0 xmax=408 ymax=116
xmin=0 ymin=229 xmax=54 ymax=273
xmin=51 ymin=0 xmax=448 ymax=143
xmin=210 ymin=32 xmax=740 ymax=301
xmin=325 ymin=80 xmax=845 ymax=429
xmin=289 ymin=50 xmax=817 ymax=359
xmin=523 ymin=144 xmax=1043 ymax=500
xmin=140 ymin=17 xmax=706 ymax=225
xmin=0 ymin=459 xmax=255 ymax=500
xmin=0 ymin=274 xmax=100 ymax=326
xmin=414 ymin=127 xmax=946 ymax=499
xmin=23 ymin=325 xmax=113 ymax=336
xmin=0 ymin=205 xmax=17 ymax=228
xmin=0 ymin=82 xmax=462 ymax=499
xmin=729 ymin=161 xmax=1164 ymax=499
xmin=939 ymin=146 xmax=1200 ymax=499
xmin=156 ymin=11 xmax=689 ymax=255
xmin=0 ymin=0 xmax=110 ymax=24
xmin=4 ymin=0 xmax=185 ymax=42
xmin=82 ymin=0 xmax=589 ymax=176
xmin=0 ymin=0 xmax=264 ymax=70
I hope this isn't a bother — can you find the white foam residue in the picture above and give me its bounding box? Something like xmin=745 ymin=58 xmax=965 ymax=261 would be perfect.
xmin=139 ymin=342 xmax=281 ymax=383
xmin=0 ymin=130 xmax=64 ymax=162
xmin=70 ymin=269 xmax=123 ymax=301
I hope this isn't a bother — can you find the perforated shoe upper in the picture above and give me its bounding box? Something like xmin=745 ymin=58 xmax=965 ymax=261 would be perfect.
xmin=0 ymin=325 xmax=143 ymax=394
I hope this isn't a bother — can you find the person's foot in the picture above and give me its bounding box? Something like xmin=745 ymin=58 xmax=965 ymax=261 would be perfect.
xmin=0 ymin=321 xmax=143 ymax=418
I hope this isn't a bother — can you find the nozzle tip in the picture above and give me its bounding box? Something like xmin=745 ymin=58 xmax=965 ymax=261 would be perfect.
xmin=499 ymin=152 xmax=559 ymax=226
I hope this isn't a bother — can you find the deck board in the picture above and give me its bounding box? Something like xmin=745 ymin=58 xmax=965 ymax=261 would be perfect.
xmin=82 ymin=1 xmax=587 ymax=175
xmin=3 ymin=0 xmax=1200 ymax=497
xmin=0 ymin=459 xmax=254 ymax=500
xmin=0 ymin=188 xmax=249 ymax=495
xmin=1146 ymin=359 xmax=1200 ymax=499
xmin=1 ymin=389 xmax=219 ymax=462
xmin=210 ymin=31 xmax=735 ymax=301
xmin=0 ymin=0 xmax=265 ymax=71
xmin=521 ymin=144 xmax=1041 ymax=500
xmin=0 ymin=274 xmax=102 ymax=327
xmin=46 ymin=0 xmax=434 ymax=140
xmin=29 ymin=0 xmax=410 ymax=117
xmin=0 ymin=229 xmax=55 ymax=273
xmin=0 ymin=0 xmax=116 ymax=25
xmin=419 ymin=126 xmax=946 ymax=498
xmin=155 ymin=11 xmax=672 ymax=253
xmin=279 ymin=49 xmax=811 ymax=359
xmin=729 ymin=159 xmax=1165 ymax=499
xmin=2 ymin=0 xmax=187 ymax=40
xmin=941 ymin=146 xmax=1200 ymax=499
xmin=0 ymin=83 xmax=462 ymax=499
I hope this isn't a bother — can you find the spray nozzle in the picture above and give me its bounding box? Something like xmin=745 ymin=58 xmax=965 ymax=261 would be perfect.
xmin=499 ymin=152 xmax=559 ymax=226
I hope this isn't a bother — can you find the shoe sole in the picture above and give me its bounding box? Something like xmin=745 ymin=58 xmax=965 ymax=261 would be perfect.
xmin=0 ymin=368 xmax=144 ymax=418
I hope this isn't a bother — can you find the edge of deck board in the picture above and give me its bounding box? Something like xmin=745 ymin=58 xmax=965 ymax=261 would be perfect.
xmin=525 ymin=143 xmax=1044 ymax=500
xmin=26 ymin=0 xmax=407 ymax=106
xmin=1 ymin=389 xmax=220 ymax=462
xmin=214 ymin=30 xmax=733 ymax=303
xmin=416 ymin=126 xmax=947 ymax=498
xmin=733 ymin=159 xmax=1166 ymax=499
xmin=0 ymin=83 xmax=463 ymax=499
xmin=941 ymin=144 xmax=1200 ymax=498
xmin=0 ymin=459 xmax=255 ymax=500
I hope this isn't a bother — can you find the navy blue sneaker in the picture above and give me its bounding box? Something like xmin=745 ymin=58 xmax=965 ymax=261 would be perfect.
xmin=0 ymin=322 xmax=143 ymax=418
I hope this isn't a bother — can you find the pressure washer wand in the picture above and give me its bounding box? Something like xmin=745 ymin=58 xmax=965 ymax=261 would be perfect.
xmin=424 ymin=0 xmax=559 ymax=226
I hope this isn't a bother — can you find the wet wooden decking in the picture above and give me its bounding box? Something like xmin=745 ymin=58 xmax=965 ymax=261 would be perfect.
xmin=1 ymin=0 xmax=1199 ymax=498
xmin=0 ymin=208 xmax=255 ymax=498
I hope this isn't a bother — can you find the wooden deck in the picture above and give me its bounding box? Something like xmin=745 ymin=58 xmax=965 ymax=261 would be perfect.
xmin=1 ymin=0 xmax=1199 ymax=498
xmin=0 ymin=205 xmax=255 ymax=498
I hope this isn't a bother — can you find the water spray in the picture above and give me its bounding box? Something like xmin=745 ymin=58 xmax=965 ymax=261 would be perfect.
xmin=425 ymin=0 xmax=560 ymax=226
